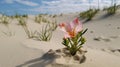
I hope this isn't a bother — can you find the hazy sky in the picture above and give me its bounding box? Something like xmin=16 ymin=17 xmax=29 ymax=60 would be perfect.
xmin=0 ymin=0 xmax=120 ymax=15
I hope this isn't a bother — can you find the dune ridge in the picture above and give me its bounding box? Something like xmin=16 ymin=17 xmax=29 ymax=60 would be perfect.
xmin=0 ymin=10 xmax=120 ymax=67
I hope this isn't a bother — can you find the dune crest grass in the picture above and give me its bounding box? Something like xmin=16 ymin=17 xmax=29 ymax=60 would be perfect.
xmin=0 ymin=14 xmax=11 ymax=26
xmin=17 ymin=14 xmax=57 ymax=41
xmin=103 ymin=4 xmax=120 ymax=15
xmin=80 ymin=9 xmax=99 ymax=21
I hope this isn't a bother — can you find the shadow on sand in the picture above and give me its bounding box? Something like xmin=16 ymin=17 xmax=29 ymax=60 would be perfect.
xmin=99 ymin=13 xmax=114 ymax=20
xmin=82 ymin=13 xmax=115 ymax=24
xmin=16 ymin=53 xmax=57 ymax=67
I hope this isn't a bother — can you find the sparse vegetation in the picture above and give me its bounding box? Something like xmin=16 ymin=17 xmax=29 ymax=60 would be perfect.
xmin=17 ymin=16 xmax=55 ymax=41
xmin=32 ymin=20 xmax=57 ymax=41
xmin=0 ymin=13 xmax=57 ymax=41
xmin=80 ymin=9 xmax=99 ymax=21
xmin=33 ymin=24 xmax=52 ymax=41
xmin=0 ymin=14 xmax=10 ymax=26
xmin=22 ymin=14 xmax=28 ymax=18
xmin=103 ymin=4 xmax=119 ymax=15
xmin=49 ymin=20 xmax=58 ymax=31
xmin=35 ymin=14 xmax=48 ymax=24
xmin=17 ymin=17 xmax=27 ymax=26
xmin=52 ymin=14 xmax=57 ymax=18
xmin=14 ymin=14 xmax=28 ymax=19
xmin=42 ymin=17 xmax=48 ymax=23
xmin=14 ymin=14 xmax=20 ymax=18
xmin=17 ymin=17 xmax=34 ymax=38
xmin=35 ymin=15 xmax=42 ymax=24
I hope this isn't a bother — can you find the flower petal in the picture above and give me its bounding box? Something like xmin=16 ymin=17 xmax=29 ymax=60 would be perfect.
xmin=59 ymin=23 xmax=65 ymax=28
xmin=72 ymin=18 xmax=83 ymax=33
xmin=76 ymin=20 xmax=82 ymax=33
xmin=65 ymin=23 xmax=72 ymax=32
xmin=59 ymin=18 xmax=83 ymax=38
xmin=73 ymin=18 xmax=79 ymax=25
xmin=64 ymin=33 xmax=71 ymax=39
xmin=70 ymin=18 xmax=80 ymax=29
xmin=75 ymin=24 xmax=82 ymax=33
xmin=59 ymin=23 xmax=66 ymax=32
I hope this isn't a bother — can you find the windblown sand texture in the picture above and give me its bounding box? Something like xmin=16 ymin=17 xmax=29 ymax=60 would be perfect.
xmin=0 ymin=10 xmax=120 ymax=67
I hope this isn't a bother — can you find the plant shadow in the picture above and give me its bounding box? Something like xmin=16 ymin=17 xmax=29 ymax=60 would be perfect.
xmin=82 ymin=19 xmax=91 ymax=23
xmin=16 ymin=52 xmax=57 ymax=67
xmin=99 ymin=13 xmax=114 ymax=20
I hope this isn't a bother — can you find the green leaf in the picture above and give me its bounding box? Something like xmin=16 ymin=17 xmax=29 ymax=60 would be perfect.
xmin=62 ymin=38 xmax=69 ymax=46
xmin=81 ymin=28 xmax=88 ymax=35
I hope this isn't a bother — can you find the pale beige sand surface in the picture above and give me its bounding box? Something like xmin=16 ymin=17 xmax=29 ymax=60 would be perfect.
xmin=0 ymin=11 xmax=120 ymax=67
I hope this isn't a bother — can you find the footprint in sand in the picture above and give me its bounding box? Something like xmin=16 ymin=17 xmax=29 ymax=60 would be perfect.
xmin=109 ymin=49 xmax=120 ymax=56
xmin=90 ymin=31 xmax=94 ymax=33
xmin=101 ymin=48 xmax=120 ymax=57
xmin=94 ymin=35 xmax=120 ymax=42
xmin=93 ymin=37 xmax=101 ymax=41
xmin=110 ymin=35 xmax=119 ymax=39
xmin=93 ymin=36 xmax=111 ymax=42
xmin=102 ymin=38 xmax=111 ymax=42
xmin=103 ymin=48 xmax=120 ymax=53
xmin=117 ymin=27 xmax=120 ymax=29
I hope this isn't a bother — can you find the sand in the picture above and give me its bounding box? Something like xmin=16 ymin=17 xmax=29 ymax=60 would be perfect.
xmin=0 ymin=11 xmax=120 ymax=67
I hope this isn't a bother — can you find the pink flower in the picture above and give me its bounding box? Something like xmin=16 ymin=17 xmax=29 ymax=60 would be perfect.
xmin=59 ymin=18 xmax=82 ymax=38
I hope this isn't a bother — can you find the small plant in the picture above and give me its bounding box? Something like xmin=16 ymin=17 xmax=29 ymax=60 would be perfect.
xmin=34 ymin=24 xmax=52 ymax=41
xmin=13 ymin=14 xmax=28 ymax=19
xmin=17 ymin=16 xmax=53 ymax=40
xmin=22 ymin=14 xmax=28 ymax=18
xmin=59 ymin=18 xmax=87 ymax=56
xmin=35 ymin=15 xmax=47 ymax=24
xmin=0 ymin=15 xmax=10 ymax=26
xmin=17 ymin=17 xmax=27 ymax=26
xmin=35 ymin=16 xmax=41 ymax=24
xmin=42 ymin=17 xmax=48 ymax=23
xmin=14 ymin=13 xmax=20 ymax=18
xmin=80 ymin=9 xmax=99 ymax=21
xmin=52 ymin=14 xmax=57 ymax=18
xmin=35 ymin=15 xmax=51 ymax=24
xmin=17 ymin=17 xmax=34 ymax=38
xmin=49 ymin=20 xmax=58 ymax=31
xmin=104 ymin=4 xmax=119 ymax=15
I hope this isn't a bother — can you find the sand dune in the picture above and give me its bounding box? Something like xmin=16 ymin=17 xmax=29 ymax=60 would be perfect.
xmin=0 ymin=11 xmax=120 ymax=67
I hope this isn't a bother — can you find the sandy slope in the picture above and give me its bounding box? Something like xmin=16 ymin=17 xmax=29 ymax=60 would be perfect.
xmin=84 ymin=11 xmax=120 ymax=50
xmin=0 ymin=11 xmax=120 ymax=67
xmin=0 ymin=37 xmax=44 ymax=67
xmin=21 ymin=25 xmax=120 ymax=67
xmin=0 ymin=20 xmax=43 ymax=67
